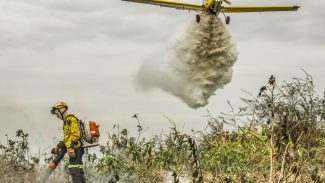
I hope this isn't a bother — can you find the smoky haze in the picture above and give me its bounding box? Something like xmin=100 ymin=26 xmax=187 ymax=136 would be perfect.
xmin=136 ymin=16 xmax=238 ymax=108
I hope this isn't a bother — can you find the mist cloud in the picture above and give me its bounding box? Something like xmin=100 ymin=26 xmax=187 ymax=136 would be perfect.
xmin=137 ymin=16 xmax=238 ymax=108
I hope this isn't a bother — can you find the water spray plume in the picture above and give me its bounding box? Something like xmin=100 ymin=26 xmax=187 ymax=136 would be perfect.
xmin=136 ymin=16 xmax=238 ymax=108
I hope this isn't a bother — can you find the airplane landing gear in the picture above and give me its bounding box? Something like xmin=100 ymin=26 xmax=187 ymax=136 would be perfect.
xmin=196 ymin=14 xmax=201 ymax=23
xmin=225 ymin=16 xmax=230 ymax=24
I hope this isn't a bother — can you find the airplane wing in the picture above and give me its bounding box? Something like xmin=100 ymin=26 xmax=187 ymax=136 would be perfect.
xmin=221 ymin=6 xmax=300 ymax=13
xmin=122 ymin=0 xmax=205 ymax=12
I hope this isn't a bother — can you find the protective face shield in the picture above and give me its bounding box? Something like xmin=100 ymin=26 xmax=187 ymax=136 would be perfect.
xmin=52 ymin=108 xmax=66 ymax=120
xmin=51 ymin=102 xmax=68 ymax=120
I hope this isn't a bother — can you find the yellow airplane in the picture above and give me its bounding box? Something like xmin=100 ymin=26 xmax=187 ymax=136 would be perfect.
xmin=122 ymin=0 xmax=300 ymax=24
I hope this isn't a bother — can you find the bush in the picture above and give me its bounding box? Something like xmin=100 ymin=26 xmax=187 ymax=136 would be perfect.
xmin=0 ymin=130 xmax=39 ymax=183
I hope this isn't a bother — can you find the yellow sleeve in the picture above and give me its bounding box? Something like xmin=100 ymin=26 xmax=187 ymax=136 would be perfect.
xmin=64 ymin=116 xmax=81 ymax=148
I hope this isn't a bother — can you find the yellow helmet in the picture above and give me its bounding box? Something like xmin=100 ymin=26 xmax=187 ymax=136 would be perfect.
xmin=51 ymin=102 xmax=68 ymax=115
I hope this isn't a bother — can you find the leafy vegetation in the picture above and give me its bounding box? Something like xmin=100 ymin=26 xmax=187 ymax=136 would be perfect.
xmin=1 ymin=73 xmax=324 ymax=182
xmin=0 ymin=130 xmax=39 ymax=182
xmin=94 ymin=73 xmax=325 ymax=182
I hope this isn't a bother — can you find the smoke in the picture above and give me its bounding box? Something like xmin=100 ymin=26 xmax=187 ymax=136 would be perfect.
xmin=0 ymin=97 xmax=34 ymax=139
xmin=136 ymin=16 xmax=238 ymax=109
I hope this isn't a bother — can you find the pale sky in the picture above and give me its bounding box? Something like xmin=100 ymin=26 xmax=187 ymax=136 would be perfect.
xmin=0 ymin=0 xmax=324 ymax=152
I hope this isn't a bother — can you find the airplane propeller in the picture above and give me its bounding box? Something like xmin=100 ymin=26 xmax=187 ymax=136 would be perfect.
xmin=216 ymin=0 xmax=232 ymax=5
xmin=222 ymin=0 xmax=232 ymax=5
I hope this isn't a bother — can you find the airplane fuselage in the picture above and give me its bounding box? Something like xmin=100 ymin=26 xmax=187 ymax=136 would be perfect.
xmin=199 ymin=0 xmax=230 ymax=24
xmin=205 ymin=0 xmax=215 ymax=10
xmin=205 ymin=0 xmax=221 ymax=16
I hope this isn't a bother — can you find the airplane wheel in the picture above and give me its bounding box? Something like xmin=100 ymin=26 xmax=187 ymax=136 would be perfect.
xmin=196 ymin=14 xmax=200 ymax=23
xmin=225 ymin=16 xmax=230 ymax=24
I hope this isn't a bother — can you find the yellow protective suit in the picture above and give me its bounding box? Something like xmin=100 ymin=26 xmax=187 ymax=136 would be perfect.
xmin=63 ymin=114 xmax=81 ymax=149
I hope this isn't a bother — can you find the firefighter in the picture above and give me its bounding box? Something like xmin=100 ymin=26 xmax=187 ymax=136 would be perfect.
xmin=51 ymin=102 xmax=86 ymax=183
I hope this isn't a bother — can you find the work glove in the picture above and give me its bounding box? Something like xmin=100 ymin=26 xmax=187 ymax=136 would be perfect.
xmin=57 ymin=141 xmax=65 ymax=149
xmin=51 ymin=147 xmax=59 ymax=155
xmin=68 ymin=148 xmax=75 ymax=158
xmin=51 ymin=141 xmax=65 ymax=155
